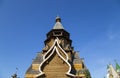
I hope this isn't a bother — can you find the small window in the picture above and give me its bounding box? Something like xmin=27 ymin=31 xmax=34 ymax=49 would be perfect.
xmin=53 ymin=31 xmax=62 ymax=36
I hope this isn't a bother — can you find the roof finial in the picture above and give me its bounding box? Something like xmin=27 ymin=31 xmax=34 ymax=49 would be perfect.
xmin=55 ymin=16 xmax=61 ymax=22
xmin=11 ymin=68 xmax=19 ymax=78
xmin=53 ymin=16 xmax=64 ymax=29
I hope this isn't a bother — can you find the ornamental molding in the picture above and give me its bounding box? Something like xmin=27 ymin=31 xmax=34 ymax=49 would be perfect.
xmin=35 ymin=37 xmax=75 ymax=78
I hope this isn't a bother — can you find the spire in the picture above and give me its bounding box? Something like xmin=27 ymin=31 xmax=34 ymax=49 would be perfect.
xmin=11 ymin=68 xmax=19 ymax=78
xmin=55 ymin=16 xmax=61 ymax=22
xmin=53 ymin=16 xmax=64 ymax=29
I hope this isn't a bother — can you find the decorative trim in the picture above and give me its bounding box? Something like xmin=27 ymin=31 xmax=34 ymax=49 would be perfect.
xmin=35 ymin=38 xmax=75 ymax=78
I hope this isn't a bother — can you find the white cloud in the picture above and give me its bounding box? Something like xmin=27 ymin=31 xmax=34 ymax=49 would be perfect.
xmin=107 ymin=24 xmax=120 ymax=40
xmin=79 ymin=32 xmax=120 ymax=78
xmin=108 ymin=31 xmax=120 ymax=40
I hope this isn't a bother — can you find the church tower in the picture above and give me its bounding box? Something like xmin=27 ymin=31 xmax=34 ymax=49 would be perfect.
xmin=106 ymin=63 xmax=120 ymax=78
xmin=25 ymin=16 xmax=91 ymax=78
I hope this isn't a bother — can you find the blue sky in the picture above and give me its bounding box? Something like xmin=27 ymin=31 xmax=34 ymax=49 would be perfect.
xmin=0 ymin=0 xmax=120 ymax=78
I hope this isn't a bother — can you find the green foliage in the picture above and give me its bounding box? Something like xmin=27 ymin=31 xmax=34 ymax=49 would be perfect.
xmin=85 ymin=69 xmax=91 ymax=78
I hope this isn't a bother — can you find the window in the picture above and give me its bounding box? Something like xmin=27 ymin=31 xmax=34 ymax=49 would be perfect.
xmin=53 ymin=31 xmax=62 ymax=36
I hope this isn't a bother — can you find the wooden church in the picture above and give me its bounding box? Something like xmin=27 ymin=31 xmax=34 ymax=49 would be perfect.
xmin=25 ymin=16 xmax=91 ymax=78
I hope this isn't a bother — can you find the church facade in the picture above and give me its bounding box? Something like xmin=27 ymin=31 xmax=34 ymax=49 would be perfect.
xmin=107 ymin=62 xmax=120 ymax=78
xmin=25 ymin=17 xmax=91 ymax=78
